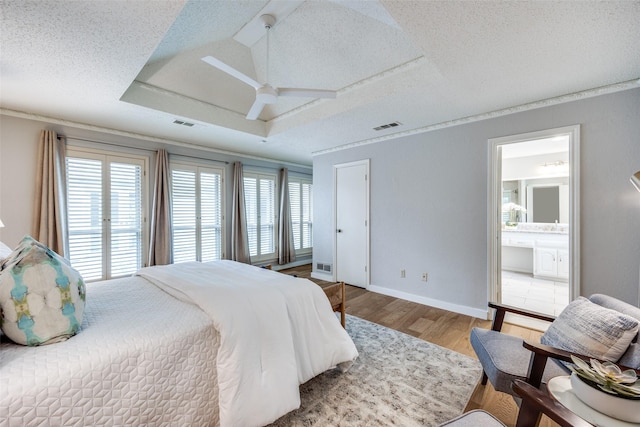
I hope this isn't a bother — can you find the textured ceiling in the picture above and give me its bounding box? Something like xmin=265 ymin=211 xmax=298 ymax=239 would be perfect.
xmin=1 ymin=0 xmax=639 ymax=165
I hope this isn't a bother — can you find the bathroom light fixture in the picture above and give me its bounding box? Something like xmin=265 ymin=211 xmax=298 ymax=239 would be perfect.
xmin=542 ymin=160 xmax=566 ymax=167
xmin=631 ymin=170 xmax=640 ymax=192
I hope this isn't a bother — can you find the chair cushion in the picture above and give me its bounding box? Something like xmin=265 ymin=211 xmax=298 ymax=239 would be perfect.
xmin=589 ymin=294 xmax=640 ymax=335
xmin=590 ymin=294 xmax=640 ymax=370
xmin=541 ymin=296 xmax=639 ymax=362
xmin=438 ymin=409 xmax=505 ymax=426
xmin=618 ymin=342 xmax=640 ymax=370
xmin=470 ymin=327 xmax=568 ymax=395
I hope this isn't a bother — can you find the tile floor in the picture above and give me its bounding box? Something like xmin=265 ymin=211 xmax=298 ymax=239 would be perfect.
xmin=501 ymin=270 xmax=569 ymax=330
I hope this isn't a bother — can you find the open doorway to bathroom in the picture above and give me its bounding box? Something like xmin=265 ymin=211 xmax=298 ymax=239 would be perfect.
xmin=489 ymin=126 xmax=580 ymax=330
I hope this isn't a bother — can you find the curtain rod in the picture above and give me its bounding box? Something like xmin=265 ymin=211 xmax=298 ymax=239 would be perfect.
xmin=58 ymin=135 xmax=311 ymax=171
xmin=164 ymin=153 xmax=229 ymax=166
xmin=60 ymin=135 xmax=229 ymax=165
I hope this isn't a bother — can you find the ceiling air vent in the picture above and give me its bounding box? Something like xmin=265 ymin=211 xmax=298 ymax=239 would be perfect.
xmin=373 ymin=121 xmax=402 ymax=131
xmin=173 ymin=119 xmax=195 ymax=127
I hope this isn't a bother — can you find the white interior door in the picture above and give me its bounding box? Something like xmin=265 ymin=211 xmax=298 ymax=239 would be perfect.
xmin=335 ymin=160 xmax=369 ymax=288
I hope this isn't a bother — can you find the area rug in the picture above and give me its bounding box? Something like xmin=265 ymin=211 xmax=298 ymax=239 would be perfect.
xmin=270 ymin=315 xmax=483 ymax=426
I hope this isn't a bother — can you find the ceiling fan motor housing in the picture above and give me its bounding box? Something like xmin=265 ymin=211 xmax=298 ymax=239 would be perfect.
xmin=261 ymin=14 xmax=276 ymax=29
xmin=257 ymin=85 xmax=278 ymax=104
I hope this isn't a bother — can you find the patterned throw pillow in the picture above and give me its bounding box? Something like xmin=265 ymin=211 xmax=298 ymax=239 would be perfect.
xmin=0 ymin=236 xmax=86 ymax=345
xmin=541 ymin=296 xmax=639 ymax=362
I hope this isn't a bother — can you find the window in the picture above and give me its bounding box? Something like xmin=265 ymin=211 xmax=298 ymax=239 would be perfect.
xmin=171 ymin=163 xmax=224 ymax=263
xmin=288 ymin=177 xmax=313 ymax=253
xmin=66 ymin=149 xmax=147 ymax=281
xmin=243 ymin=172 xmax=276 ymax=261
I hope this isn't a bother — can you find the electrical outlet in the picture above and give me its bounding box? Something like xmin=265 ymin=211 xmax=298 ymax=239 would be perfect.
xmin=422 ymin=272 xmax=428 ymax=282
xmin=400 ymin=269 xmax=406 ymax=278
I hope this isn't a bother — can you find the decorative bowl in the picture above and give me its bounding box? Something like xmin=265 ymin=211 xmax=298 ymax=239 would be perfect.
xmin=570 ymin=372 xmax=640 ymax=423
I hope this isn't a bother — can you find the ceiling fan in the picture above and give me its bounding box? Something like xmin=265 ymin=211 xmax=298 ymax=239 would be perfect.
xmin=202 ymin=14 xmax=337 ymax=120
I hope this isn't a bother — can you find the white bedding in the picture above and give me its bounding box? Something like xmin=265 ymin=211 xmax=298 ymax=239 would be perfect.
xmin=136 ymin=260 xmax=358 ymax=427
xmin=1 ymin=261 xmax=358 ymax=427
xmin=0 ymin=275 xmax=220 ymax=427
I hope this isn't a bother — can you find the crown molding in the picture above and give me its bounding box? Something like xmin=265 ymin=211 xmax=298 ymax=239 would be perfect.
xmin=0 ymin=108 xmax=311 ymax=169
xmin=312 ymin=78 xmax=640 ymax=157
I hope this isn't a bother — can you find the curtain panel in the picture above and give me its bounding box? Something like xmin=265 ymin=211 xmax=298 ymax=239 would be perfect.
xmin=278 ymin=168 xmax=296 ymax=265
xmin=231 ymin=161 xmax=251 ymax=263
xmin=149 ymin=149 xmax=173 ymax=265
xmin=32 ymin=129 xmax=69 ymax=257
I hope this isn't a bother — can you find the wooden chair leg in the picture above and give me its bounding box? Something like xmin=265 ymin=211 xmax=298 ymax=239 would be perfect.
xmin=481 ymin=372 xmax=488 ymax=385
xmin=340 ymin=281 xmax=346 ymax=328
xmin=515 ymin=398 xmax=543 ymax=427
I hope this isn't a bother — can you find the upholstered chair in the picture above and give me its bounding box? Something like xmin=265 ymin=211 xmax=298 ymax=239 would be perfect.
xmin=470 ymin=294 xmax=640 ymax=398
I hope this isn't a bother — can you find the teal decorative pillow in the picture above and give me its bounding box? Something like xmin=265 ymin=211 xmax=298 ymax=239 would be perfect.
xmin=541 ymin=296 xmax=639 ymax=362
xmin=0 ymin=236 xmax=86 ymax=345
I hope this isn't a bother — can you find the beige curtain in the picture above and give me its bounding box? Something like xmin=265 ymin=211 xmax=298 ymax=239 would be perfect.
xmin=278 ymin=168 xmax=296 ymax=265
xmin=32 ymin=130 xmax=69 ymax=257
xmin=149 ymin=149 xmax=173 ymax=265
xmin=231 ymin=161 xmax=251 ymax=263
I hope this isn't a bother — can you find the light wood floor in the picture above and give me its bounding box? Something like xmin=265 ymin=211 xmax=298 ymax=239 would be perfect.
xmin=281 ymin=264 xmax=558 ymax=427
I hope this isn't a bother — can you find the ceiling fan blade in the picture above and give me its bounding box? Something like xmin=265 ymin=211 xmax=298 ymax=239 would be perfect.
xmin=246 ymin=98 xmax=266 ymax=120
xmin=278 ymin=88 xmax=337 ymax=99
xmin=201 ymin=55 xmax=261 ymax=89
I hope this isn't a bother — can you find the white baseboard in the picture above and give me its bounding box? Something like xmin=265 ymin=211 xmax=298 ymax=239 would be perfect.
xmin=311 ymin=271 xmax=334 ymax=282
xmin=270 ymin=259 xmax=311 ymax=271
xmin=503 ymin=267 xmax=533 ymax=274
xmin=367 ymin=285 xmax=489 ymax=320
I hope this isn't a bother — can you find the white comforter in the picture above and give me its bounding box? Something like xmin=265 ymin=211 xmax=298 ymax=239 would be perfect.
xmin=136 ymin=261 xmax=358 ymax=427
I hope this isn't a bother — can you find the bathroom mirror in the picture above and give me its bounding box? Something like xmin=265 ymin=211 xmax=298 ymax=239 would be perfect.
xmin=503 ymin=178 xmax=569 ymax=224
xmin=526 ymin=183 xmax=569 ymax=223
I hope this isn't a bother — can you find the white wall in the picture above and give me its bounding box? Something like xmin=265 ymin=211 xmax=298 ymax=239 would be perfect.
xmin=502 ymin=151 xmax=570 ymax=181
xmin=313 ymin=88 xmax=640 ymax=314
xmin=0 ymin=114 xmax=312 ymax=267
xmin=0 ymin=115 xmax=41 ymax=245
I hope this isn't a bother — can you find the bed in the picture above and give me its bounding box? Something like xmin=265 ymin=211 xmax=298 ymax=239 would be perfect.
xmin=0 ymin=260 xmax=359 ymax=427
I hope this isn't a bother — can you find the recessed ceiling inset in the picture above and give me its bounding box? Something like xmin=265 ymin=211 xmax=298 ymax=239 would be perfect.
xmin=201 ymin=14 xmax=337 ymax=121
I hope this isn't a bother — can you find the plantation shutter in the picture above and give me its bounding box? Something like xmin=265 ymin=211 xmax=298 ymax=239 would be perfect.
xmin=289 ymin=181 xmax=301 ymax=250
xmin=171 ymin=169 xmax=197 ymax=263
xmin=260 ymin=178 xmax=275 ymax=255
xmin=66 ymin=157 xmax=103 ymax=281
xmin=66 ymin=149 xmax=147 ymax=281
xmin=302 ymin=181 xmax=312 ymax=249
xmin=288 ymin=178 xmax=313 ymax=252
xmin=110 ymin=162 xmax=143 ymax=277
xmin=200 ymin=171 xmax=223 ymax=262
xmin=243 ymin=172 xmax=276 ymax=260
xmin=170 ymin=164 xmax=224 ymax=263
xmin=243 ymin=176 xmax=258 ymax=257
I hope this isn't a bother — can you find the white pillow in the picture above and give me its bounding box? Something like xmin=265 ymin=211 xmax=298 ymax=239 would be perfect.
xmin=541 ymin=296 xmax=639 ymax=362
xmin=0 ymin=236 xmax=86 ymax=346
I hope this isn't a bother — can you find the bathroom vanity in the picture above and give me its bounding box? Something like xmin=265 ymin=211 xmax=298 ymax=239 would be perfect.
xmin=502 ymin=223 xmax=569 ymax=281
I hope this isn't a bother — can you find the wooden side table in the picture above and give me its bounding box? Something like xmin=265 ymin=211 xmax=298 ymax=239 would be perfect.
xmin=322 ymin=281 xmax=346 ymax=328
